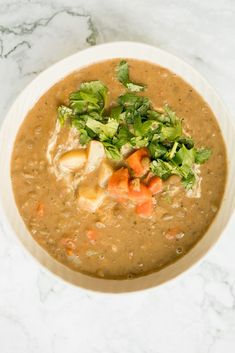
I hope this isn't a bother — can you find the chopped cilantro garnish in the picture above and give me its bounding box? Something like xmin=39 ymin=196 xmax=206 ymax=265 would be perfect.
xmin=57 ymin=60 xmax=211 ymax=189
xmin=116 ymin=60 xmax=145 ymax=92
xmin=195 ymin=148 xmax=212 ymax=164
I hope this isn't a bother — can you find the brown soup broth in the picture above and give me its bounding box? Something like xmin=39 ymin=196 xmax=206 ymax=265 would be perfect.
xmin=11 ymin=59 xmax=227 ymax=279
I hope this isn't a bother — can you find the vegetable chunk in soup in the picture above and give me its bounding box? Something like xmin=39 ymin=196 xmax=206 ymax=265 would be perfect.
xmin=11 ymin=59 xmax=226 ymax=279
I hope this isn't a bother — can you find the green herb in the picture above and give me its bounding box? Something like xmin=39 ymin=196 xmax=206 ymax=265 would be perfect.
xmin=57 ymin=105 xmax=73 ymax=125
xmin=110 ymin=106 xmax=123 ymax=120
xmin=174 ymin=144 xmax=195 ymax=168
xmin=70 ymin=80 xmax=107 ymax=115
xmin=177 ymin=136 xmax=194 ymax=149
xmin=182 ymin=172 xmax=196 ymax=190
xmin=149 ymin=142 xmax=168 ymax=159
xmin=168 ymin=141 xmax=179 ymax=159
xmin=195 ymin=148 xmax=212 ymax=164
xmin=103 ymin=142 xmax=121 ymax=160
xmin=86 ymin=118 xmax=119 ymax=141
xmin=150 ymin=160 xmax=178 ymax=179
xmin=118 ymin=92 xmax=149 ymax=108
xmin=114 ymin=126 xmax=133 ymax=148
xmin=116 ymin=60 xmax=145 ymax=92
xmin=57 ymin=62 xmax=212 ymax=190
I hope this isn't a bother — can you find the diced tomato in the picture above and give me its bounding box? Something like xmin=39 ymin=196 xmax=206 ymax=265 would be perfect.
xmin=148 ymin=176 xmax=163 ymax=195
xmin=108 ymin=167 xmax=129 ymax=197
xmin=135 ymin=199 xmax=153 ymax=217
xmin=128 ymin=179 xmax=152 ymax=201
xmin=126 ymin=148 xmax=150 ymax=177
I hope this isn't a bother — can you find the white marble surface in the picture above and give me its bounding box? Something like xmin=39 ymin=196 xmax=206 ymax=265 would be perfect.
xmin=0 ymin=0 xmax=235 ymax=352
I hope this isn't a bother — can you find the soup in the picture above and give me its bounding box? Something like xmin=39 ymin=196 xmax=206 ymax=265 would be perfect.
xmin=11 ymin=59 xmax=227 ymax=279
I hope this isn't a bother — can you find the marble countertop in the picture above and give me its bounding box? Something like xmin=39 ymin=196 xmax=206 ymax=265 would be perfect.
xmin=0 ymin=0 xmax=235 ymax=352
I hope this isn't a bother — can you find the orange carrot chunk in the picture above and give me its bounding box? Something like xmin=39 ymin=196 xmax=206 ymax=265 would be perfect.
xmin=148 ymin=176 xmax=163 ymax=195
xmin=128 ymin=180 xmax=152 ymax=201
xmin=126 ymin=148 xmax=150 ymax=177
xmin=135 ymin=199 xmax=153 ymax=217
xmin=108 ymin=167 xmax=129 ymax=197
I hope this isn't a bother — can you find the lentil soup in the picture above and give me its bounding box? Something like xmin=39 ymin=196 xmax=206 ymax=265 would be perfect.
xmin=11 ymin=59 xmax=226 ymax=279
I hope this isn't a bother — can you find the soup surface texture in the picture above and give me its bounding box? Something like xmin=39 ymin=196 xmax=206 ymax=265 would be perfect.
xmin=11 ymin=59 xmax=226 ymax=279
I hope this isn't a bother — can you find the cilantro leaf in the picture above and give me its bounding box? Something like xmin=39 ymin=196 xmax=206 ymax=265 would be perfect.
xmin=116 ymin=60 xmax=145 ymax=92
xmin=173 ymin=145 xmax=195 ymax=179
xmin=103 ymin=142 xmax=121 ymax=160
xmin=79 ymin=130 xmax=92 ymax=145
xmin=149 ymin=142 xmax=168 ymax=159
xmin=133 ymin=116 xmax=153 ymax=137
xmin=182 ymin=172 xmax=196 ymax=190
xmin=57 ymin=105 xmax=73 ymax=125
xmin=116 ymin=60 xmax=129 ymax=85
xmin=147 ymin=110 xmax=168 ymax=122
xmin=114 ymin=126 xmax=133 ymax=148
xmin=126 ymin=82 xmax=145 ymax=92
xmin=159 ymin=105 xmax=183 ymax=141
xmin=70 ymin=81 xmax=107 ymax=115
xmin=118 ymin=92 xmax=144 ymax=107
xmin=174 ymin=145 xmax=195 ymax=167
xmin=118 ymin=94 xmax=150 ymax=121
xmin=86 ymin=118 xmax=119 ymax=141
xmin=110 ymin=106 xmax=123 ymax=120
xmin=161 ymin=123 xmax=182 ymax=141
xmin=195 ymin=148 xmax=212 ymax=164
xmin=130 ymin=136 xmax=149 ymax=148
xmin=167 ymin=141 xmax=179 ymax=160
xmin=177 ymin=136 xmax=194 ymax=149
xmin=150 ymin=160 xmax=178 ymax=179
xmin=164 ymin=104 xmax=179 ymax=125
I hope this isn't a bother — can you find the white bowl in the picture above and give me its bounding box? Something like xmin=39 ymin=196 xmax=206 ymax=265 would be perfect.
xmin=0 ymin=42 xmax=234 ymax=293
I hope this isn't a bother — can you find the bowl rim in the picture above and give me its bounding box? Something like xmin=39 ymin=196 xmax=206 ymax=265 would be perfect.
xmin=0 ymin=41 xmax=235 ymax=293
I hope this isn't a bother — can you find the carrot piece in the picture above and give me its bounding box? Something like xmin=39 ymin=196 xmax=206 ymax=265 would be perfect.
xmin=86 ymin=229 xmax=98 ymax=242
xmin=36 ymin=202 xmax=45 ymax=216
xmin=66 ymin=248 xmax=74 ymax=256
xmin=126 ymin=148 xmax=150 ymax=177
xmin=135 ymin=199 xmax=153 ymax=217
xmin=108 ymin=167 xmax=129 ymax=197
xmin=148 ymin=176 xmax=163 ymax=195
xmin=128 ymin=179 xmax=152 ymax=201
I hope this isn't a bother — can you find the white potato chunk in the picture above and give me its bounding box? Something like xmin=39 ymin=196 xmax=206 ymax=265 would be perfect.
xmin=121 ymin=143 xmax=133 ymax=157
xmin=98 ymin=161 xmax=114 ymax=188
xmin=59 ymin=150 xmax=87 ymax=172
xmin=77 ymin=185 xmax=105 ymax=212
xmin=85 ymin=141 xmax=105 ymax=174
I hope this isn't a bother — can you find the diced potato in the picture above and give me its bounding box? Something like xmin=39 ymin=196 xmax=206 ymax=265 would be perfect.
xmin=98 ymin=161 xmax=114 ymax=188
xmin=121 ymin=144 xmax=133 ymax=157
xmin=85 ymin=141 xmax=105 ymax=174
xmin=59 ymin=149 xmax=87 ymax=172
xmin=77 ymin=185 xmax=105 ymax=212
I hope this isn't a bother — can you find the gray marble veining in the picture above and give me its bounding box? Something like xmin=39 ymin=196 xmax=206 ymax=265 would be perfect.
xmin=0 ymin=1 xmax=235 ymax=352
